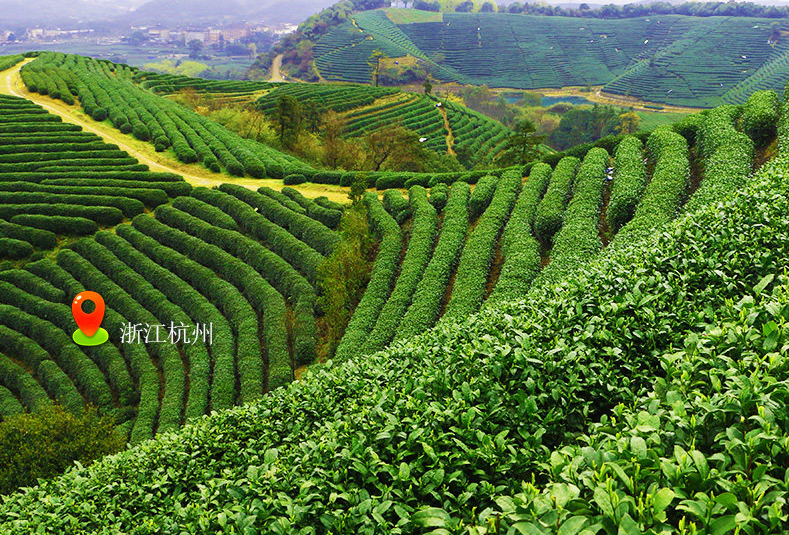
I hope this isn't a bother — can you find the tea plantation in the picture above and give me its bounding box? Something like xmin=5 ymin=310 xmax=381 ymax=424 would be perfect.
xmin=1 ymin=50 xmax=788 ymax=533
xmin=306 ymin=9 xmax=789 ymax=107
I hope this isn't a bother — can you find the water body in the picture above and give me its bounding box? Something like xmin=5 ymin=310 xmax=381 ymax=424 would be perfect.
xmin=501 ymin=94 xmax=593 ymax=106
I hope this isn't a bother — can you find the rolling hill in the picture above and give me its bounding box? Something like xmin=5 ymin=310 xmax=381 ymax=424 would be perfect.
xmin=289 ymin=8 xmax=789 ymax=107
xmin=0 ymin=46 xmax=788 ymax=532
xmin=0 ymin=58 xmax=786 ymax=530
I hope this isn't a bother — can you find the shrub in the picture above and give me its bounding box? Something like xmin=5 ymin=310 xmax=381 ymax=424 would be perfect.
xmin=0 ymin=405 xmax=125 ymax=495
xmin=334 ymin=193 xmax=401 ymax=362
xmin=533 ymin=156 xmax=579 ymax=244
xmin=740 ymin=90 xmax=779 ymax=149
xmin=361 ymin=186 xmax=437 ymax=354
xmin=467 ymin=174 xmax=498 ymax=219
xmin=396 ymin=181 xmax=470 ymax=340
xmin=0 ymin=221 xmax=57 ymax=249
xmin=442 ymin=170 xmax=521 ymax=321
xmin=607 ymin=136 xmax=647 ymax=232
xmin=536 ymin=147 xmax=609 ymax=286
xmin=283 ymin=173 xmax=306 ymax=185
xmin=487 ymin=162 xmax=552 ymax=303
xmin=0 ymin=238 xmax=33 ymax=260
xmin=610 ymin=127 xmax=690 ymax=251
xmin=10 ymin=214 xmax=98 ymax=236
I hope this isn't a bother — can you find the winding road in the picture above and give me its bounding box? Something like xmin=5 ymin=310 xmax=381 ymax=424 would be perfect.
xmin=0 ymin=61 xmax=350 ymax=202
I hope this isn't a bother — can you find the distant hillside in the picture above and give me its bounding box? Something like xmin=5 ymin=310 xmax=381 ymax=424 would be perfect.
xmin=278 ymin=8 xmax=789 ymax=107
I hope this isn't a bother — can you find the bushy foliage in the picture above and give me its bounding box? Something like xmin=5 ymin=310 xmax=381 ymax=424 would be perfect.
xmin=443 ymin=170 xmax=521 ymax=321
xmin=487 ymin=162 xmax=551 ymax=303
xmin=0 ymin=405 xmax=124 ymax=495
xmin=533 ymin=156 xmax=579 ymax=243
xmin=740 ymin=90 xmax=779 ymax=149
xmin=361 ymin=186 xmax=437 ymax=354
xmin=606 ymin=135 xmax=646 ymax=232
xmin=334 ymin=193 xmax=401 ymax=362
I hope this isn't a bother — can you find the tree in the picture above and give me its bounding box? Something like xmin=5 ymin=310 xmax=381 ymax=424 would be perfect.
xmin=423 ymin=77 xmax=433 ymax=95
xmin=496 ymin=119 xmax=545 ymax=166
xmin=188 ymin=39 xmax=203 ymax=59
xmin=322 ymin=111 xmax=363 ymax=169
xmin=579 ymin=3 xmax=590 ymax=10
xmin=456 ymin=0 xmax=474 ymax=12
xmin=0 ymin=405 xmax=125 ymax=494
xmin=349 ymin=174 xmax=367 ymax=205
xmin=368 ymin=49 xmax=385 ymax=87
xmin=317 ymin=204 xmax=373 ymax=357
xmin=480 ymin=2 xmax=495 ymax=12
xmin=303 ymin=103 xmax=326 ymax=133
xmin=272 ymin=95 xmax=302 ymax=147
xmin=364 ymin=124 xmax=429 ymax=172
xmin=617 ymin=111 xmax=641 ymax=135
xmin=414 ymin=0 xmax=440 ymax=10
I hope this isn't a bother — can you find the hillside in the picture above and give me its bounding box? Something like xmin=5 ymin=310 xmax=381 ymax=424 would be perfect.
xmin=0 ymin=70 xmax=787 ymax=531
xmin=1 ymin=45 xmax=788 ymax=531
xmin=19 ymin=52 xmax=516 ymax=171
xmin=285 ymin=8 xmax=789 ymax=107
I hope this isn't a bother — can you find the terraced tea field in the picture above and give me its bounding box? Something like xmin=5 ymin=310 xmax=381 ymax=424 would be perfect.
xmin=1 ymin=59 xmax=787 ymax=531
xmin=306 ymin=9 xmax=789 ymax=107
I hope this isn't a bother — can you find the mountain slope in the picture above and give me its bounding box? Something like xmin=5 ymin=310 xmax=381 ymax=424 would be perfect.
xmin=0 ymin=95 xmax=787 ymax=533
xmin=300 ymin=9 xmax=789 ymax=107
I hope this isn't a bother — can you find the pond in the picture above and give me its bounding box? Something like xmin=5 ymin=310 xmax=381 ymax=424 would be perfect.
xmin=500 ymin=93 xmax=594 ymax=106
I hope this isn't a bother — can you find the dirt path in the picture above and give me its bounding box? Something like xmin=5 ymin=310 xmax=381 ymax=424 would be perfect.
xmin=0 ymin=61 xmax=352 ymax=203
xmin=437 ymin=105 xmax=456 ymax=156
xmin=269 ymin=54 xmax=286 ymax=83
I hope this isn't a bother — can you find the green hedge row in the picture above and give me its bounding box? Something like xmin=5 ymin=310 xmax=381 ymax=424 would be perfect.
xmin=537 ymin=147 xmax=609 ymax=286
xmin=0 ymin=269 xmax=64 ymax=303
xmin=0 ymin=192 xmax=143 ymax=218
xmin=9 ymin=215 xmax=97 ymax=236
xmin=0 ymin=202 xmax=120 ymax=225
xmin=258 ymin=187 xmax=306 ymax=215
xmin=487 ymin=163 xmax=552 ymax=304
xmin=361 ymin=186 xmax=437 ymax=355
xmin=93 ymin=232 xmax=219 ymax=430
xmin=334 ymin=193 xmax=402 ymax=362
xmin=279 ymin=187 xmax=343 ymax=229
xmin=219 ymin=184 xmax=338 ymax=257
xmin=131 ymin=215 xmax=266 ymax=405
xmin=468 ymin=174 xmax=497 ymax=219
xmin=314 ymin=196 xmax=344 ymax=212
xmin=428 ymin=183 xmax=448 ymax=212
xmin=607 ymin=136 xmax=647 ymax=232
xmin=0 ymin=385 xmax=22 ymax=419
xmin=395 ymin=182 xmax=470 ymax=341
xmin=0 ymin=354 xmax=50 ymax=413
xmin=0 ymin=300 xmax=113 ymax=410
xmin=609 ymin=126 xmax=690 ymax=252
xmin=41 ymin=179 xmax=191 ymax=198
xmin=442 ymin=170 xmax=521 ymax=321
xmin=113 ymin=224 xmax=236 ymax=412
xmin=740 ymin=90 xmax=779 ymax=149
xmin=193 ymin=188 xmax=324 ymax=285
xmin=382 ymin=189 xmax=408 ymax=217
xmin=0 ymin=181 xmax=168 ymax=209
xmin=22 ymin=256 xmax=153 ymax=440
xmin=156 ymin=204 xmax=310 ymax=372
xmin=57 ymin=245 xmax=186 ymax=434
xmin=0 ymin=238 xmax=33 ymax=260
xmin=171 ymin=197 xmax=238 ymax=231
xmin=686 ymin=108 xmax=754 ymax=213
xmin=533 ymin=156 xmax=579 ymax=244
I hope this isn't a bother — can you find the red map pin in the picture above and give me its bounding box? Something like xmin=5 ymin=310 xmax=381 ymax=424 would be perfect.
xmin=72 ymin=291 xmax=105 ymax=338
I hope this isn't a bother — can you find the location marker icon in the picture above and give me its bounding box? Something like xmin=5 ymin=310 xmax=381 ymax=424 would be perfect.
xmin=72 ymin=291 xmax=109 ymax=346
